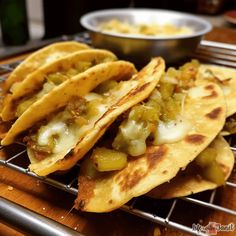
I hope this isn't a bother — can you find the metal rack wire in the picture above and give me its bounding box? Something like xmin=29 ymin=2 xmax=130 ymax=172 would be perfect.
xmin=0 ymin=34 xmax=236 ymax=236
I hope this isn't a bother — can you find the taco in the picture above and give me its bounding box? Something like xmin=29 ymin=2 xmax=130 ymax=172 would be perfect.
xmin=1 ymin=60 xmax=137 ymax=146
xmin=1 ymin=49 xmax=117 ymax=121
xmin=3 ymin=58 xmax=165 ymax=177
xmin=3 ymin=41 xmax=89 ymax=94
xmin=74 ymin=61 xmax=226 ymax=213
xmin=197 ymin=64 xmax=236 ymax=117
xmin=147 ymin=135 xmax=234 ymax=199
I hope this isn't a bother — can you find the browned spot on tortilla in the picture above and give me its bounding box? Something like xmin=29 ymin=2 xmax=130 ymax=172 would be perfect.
xmin=162 ymin=170 xmax=168 ymax=174
xmin=185 ymin=134 xmax=205 ymax=145
xmin=221 ymin=78 xmax=231 ymax=85
xmin=203 ymin=90 xmax=218 ymax=99
xmin=153 ymin=59 xmax=161 ymax=73
xmin=113 ymin=82 xmax=150 ymax=108
xmin=108 ymin=199 xmax=113 ymax=204
xmin=127 ymin=82 xmax=150 ymax=98
xmin=118 ymin=168 xmax=145 ymax=192
xmin=205 ymin=85 xmax=214 ymax=90
xmin=205 ymin=107 xmax=222 ymax=119
xmin=74 ymin=176 xmax=95 ymax=210
xmin=147 ymin=145 xmax=167 ymax=170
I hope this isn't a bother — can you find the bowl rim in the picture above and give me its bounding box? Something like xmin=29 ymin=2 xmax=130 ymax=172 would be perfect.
xmin=80 ymin=8 xmax=212 ymax=40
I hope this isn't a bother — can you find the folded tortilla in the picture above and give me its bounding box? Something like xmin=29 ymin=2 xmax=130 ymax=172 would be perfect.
xmin=197 ymin=64 xmax=236 ymax=117
xmin=1 ymin=49 xmax=117 ymax=121
xmin=24 ymin=58 xmax=165 ymax=176
xmin=75 ymin=66 xmax=226 ymax=212
xmin=147 ymin=135 xmax=234 ymax=199
xmin=3 ymin=41 xmax=89 ymax=94
xmin=1 ymin=60 xmax=138 ymax=146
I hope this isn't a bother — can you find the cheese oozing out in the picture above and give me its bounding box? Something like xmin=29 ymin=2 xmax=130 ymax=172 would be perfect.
xmin=154 ymin=117 xmax=192 ymax=145
xmin=31 ymin=80 xmax=138 ymax=161
xmin=188 ymin=86 xmax=211 ymax=99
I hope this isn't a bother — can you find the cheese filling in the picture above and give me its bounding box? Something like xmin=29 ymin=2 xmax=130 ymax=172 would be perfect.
xmin=112 ymin=60 xmax=200 ymax=157
xmin=28 ymin=80 xmax=138 ymax=161
xmin=16 ymin=61 xmax=94 ymax=117
xmin=154 ymin=117 xmax=191 ymax=145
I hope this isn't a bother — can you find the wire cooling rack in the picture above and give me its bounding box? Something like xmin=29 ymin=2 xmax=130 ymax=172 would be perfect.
xmin=0 ymin=33 xmax=236 ymax=236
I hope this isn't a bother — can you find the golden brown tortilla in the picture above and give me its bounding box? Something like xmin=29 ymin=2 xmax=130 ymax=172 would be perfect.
xmin=197 ymin=64 xmax=236 ymax=117
xmin=1 ymin=49 xmax=117 ymax=121
xmin=75 ymin=81 xmax=226 ymax=213
xmin=1 ymin=60 xmax=137 ymax=146
xmin=3 ymin=41 xmax=89 ymax=93
xmin=26 ymin=58 xmax=165 ymax=176
xmin=147 ymin=135 xmax=234 ymax=199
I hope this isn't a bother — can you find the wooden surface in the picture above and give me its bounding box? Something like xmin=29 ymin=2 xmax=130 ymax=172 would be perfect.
xmin=1 ymin=26 xmax=236 ymax=236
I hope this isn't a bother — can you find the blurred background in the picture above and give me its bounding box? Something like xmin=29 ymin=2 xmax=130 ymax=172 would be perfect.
xmin=0 ymin=0 xmax=236 ymax=46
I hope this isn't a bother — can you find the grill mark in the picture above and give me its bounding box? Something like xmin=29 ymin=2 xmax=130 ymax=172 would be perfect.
xmin=205 ymin=84 xmax=214 ymax=90
xmin=147 ymin=145 xmax=168 ymax=170
xmin=185 ymin=134 xmax=205 ymax=145
xmin=119 ymin=168 xmax=145 ymax=192
xmin=75 ymin=175 xmax=95 ymax=210
xmin=203 ymin=90 xmax=218 ymax=99
xmin=205 ymin=107 xmax=222 ymax=120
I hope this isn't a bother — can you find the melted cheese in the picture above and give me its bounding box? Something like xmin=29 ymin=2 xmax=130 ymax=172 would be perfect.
xmin=38 ymin=120 xmax=76 ymax=153
xmin=38 ymin=121 xmax=67 ymax=146
xmin=84 ymin=93 xmax=103 ymax=101
xmin=32 ymin=79 xmax=138 ymax=162
xmin=121 ymin=120 xmax=142 ymax=139
xmin=188 ymin=86 xmax=210 ymax=99
xmin=154 ymin=118 xmax=191 ymax=145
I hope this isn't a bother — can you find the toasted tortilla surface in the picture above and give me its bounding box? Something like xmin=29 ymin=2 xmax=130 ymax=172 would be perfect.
xmin=3 ymin=41 xmax=89 ymax=93
xmin=147 ymin=135 xmax=234 ymax=199
xmin=197 ymin=64 xmax=236 ymax=117
xmin=27 ymin=58 xmax=165 ymax=176
xmin=75 ymin=81 xmax=226 ymax=212
xmin=1 ymin=60 xmax=137 ymax=146
xmin=1 ymin=49 xmax=117 ymax=121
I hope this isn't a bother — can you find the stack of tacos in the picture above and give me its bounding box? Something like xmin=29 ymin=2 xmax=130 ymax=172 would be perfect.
xmin=74 ymin=60 xmax=231 ymax=212
xmin=0 ymin=41 xmax=234 ymax=213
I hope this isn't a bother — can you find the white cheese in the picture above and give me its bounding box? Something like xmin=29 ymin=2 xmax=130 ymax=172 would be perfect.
xmin=121 ymin=120 xmax=142 ymax=139
xmin=154 ymin=118 xmax=191 ymax=145
xmin=33 ymin=80 xmax=139 ymax=161
xmin=38 ymin=121 xmax=67 ymax=146
xmin=96 ymin=103 xmax=108 ymax=115
xmin=188 ymin=86 xmax=210 ymax=99
xmin=84 ymin=93 xmax=103 ymax=101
